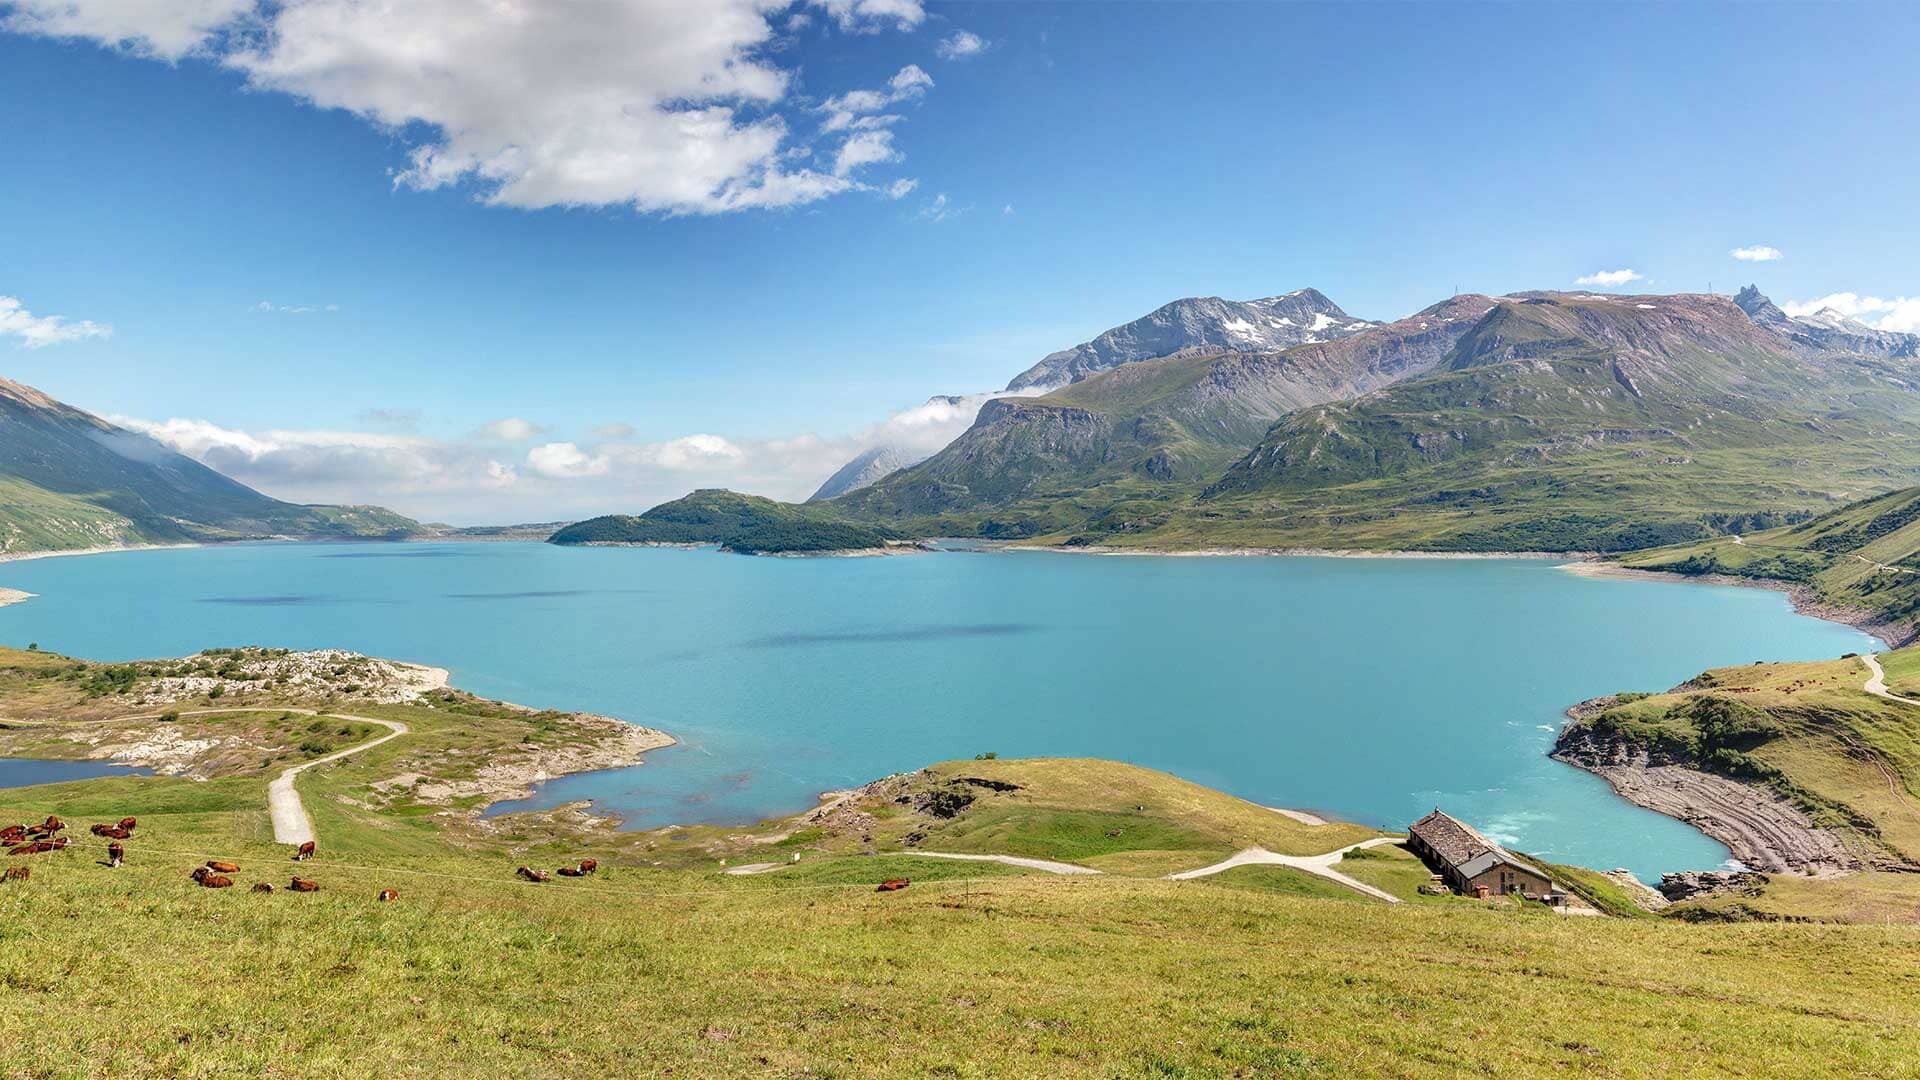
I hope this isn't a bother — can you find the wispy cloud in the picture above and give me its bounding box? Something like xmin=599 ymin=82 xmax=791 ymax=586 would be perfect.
xmin=477 ymin=417 xmax=544 ymax=441
xmin=1730 ymin=245 xmax=1782 ymax=263
xmin=935 ymin=30 xmax=987 ymax=59
xmin=4 ymin=0 xmax=929 ymax=216
xmin=918 ymin=192 xmax=959 ymax=222
xmin=0 ymin=295 xmax=112 ymax=348
xmin=1573 ymin=269 xmax=1642 ymax=287
xmin=254 ymin=300 xmax=338 ymax=314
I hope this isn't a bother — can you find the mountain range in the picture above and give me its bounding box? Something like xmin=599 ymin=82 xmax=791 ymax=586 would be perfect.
xmin=0 ymin=376 xmax=420 ymax=554
xmin=817 ymin=284 xmax=1920 ymax=552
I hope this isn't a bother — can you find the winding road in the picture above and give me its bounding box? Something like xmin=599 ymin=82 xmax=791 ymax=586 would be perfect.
xmin=263 ymin=711 xmax=409 ymax=845
xmin=69 ymin=705 xmax=409 ymax=846
xmin=1165 ymin=836 xmax=1403 ymax=902
xmin=1863 ymin=653 xmax=1920 ymax=706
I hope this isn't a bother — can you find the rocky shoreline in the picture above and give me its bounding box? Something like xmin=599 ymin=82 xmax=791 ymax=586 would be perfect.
xmin=1551 ymin=719 xmax=1858 ymax=875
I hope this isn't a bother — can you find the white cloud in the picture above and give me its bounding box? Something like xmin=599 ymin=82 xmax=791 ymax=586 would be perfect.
xmin=833 ymin=129 xmax=901 ymax=176
xmin=811 ymin=0 xmax=924 ymax=32
xmin=1730 ymin=245 xmax=1782 ymax=263
xmin=622 ymin=433 xmax=749 ymax=471
xmin=883 ymin=178 xmax=918 ymax=200
xmin=0 ymin=295 xmax=113 ymax=348
xmin=1573 ymin=269 xmax=1643 ymax=287
xmin=478 ymin=417 xmax=543 ymax=441
xmin=8 ymin=1 xmax=930 ymax=216
xmin=254 ymin=300 xmax=338 ymax=314
xmin=111 ymin=381 xmax=1052 ymax=525
xmin=0 ymin=0 xmax=252 ymax=60
xmin=935 ymin=30 xmax=986 ymax=59
xmin=819 ymin=64 xmax=932 ymax=131
xmin=1783 ymin=292 xmax=1920 ymax=334
xmin=527 ymin=441 xmax=611 ymax=478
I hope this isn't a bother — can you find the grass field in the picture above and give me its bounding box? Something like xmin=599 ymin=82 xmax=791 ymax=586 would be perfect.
xmin=8 ymin=647 xmax=1920 ymax=1074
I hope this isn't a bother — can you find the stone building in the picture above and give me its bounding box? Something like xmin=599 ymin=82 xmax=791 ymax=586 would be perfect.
xmin=1407 ymin=809 xmax=1563 ymax=902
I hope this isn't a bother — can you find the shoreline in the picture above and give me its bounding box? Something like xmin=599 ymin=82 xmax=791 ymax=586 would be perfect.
xmin=0 ymin=541 xmax=205 ymax=566
xmin=1004 ymin=543 xmax=1581 ymax=560
xmin=1556 ymin=560 xmax=1912 ymax=649
xmin=0 ymin=588 xmax=35 ymax=609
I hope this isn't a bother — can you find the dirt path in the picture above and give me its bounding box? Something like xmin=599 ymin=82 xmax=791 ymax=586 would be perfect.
xmin=262 ymin=711 xmax=408 ymax=845
xmin=901 ymin=851 xmax=1103 ymax=875
xmin=1165 ymin=837 xmax=1403 ymax=902
xmin=1863 ymin=654 xmax=1920 ymax=705
xmin=69 ymin=705 xmax=409 ymax=846
xmin=723 ymin=850 xmax=1104 ymax=878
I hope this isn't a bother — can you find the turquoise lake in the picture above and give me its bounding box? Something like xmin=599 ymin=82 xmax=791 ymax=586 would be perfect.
xmin=0 ymin=541 xmax=1881 ymax=878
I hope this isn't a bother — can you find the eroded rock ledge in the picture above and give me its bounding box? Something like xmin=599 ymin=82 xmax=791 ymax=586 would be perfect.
xmin=1552 ymin=725 xmax=1857 ymax=874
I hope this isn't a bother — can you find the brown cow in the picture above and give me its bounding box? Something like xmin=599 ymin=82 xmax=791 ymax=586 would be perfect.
xmin=289 ymin=877 xmax=320 ymax=893
xmin=251 ymin=882 xmax=274 ymax=893
xmin=104 ymin=827 xmax=130 ymax=840
xmin=2 ymin=865 xmax=26 ymax=883
xmin=515 ymin=866 xmax=550 ymax=883
xmin=0 ymin=825 xmax=23 ymax=842
xmin=200 ymin=874 xmax=234 ymax=889
xmin=49 ymin=836 xmax=67 ymax=850
xmin=118 ymin=817 xmax=137 ymax=831
xmin=41 ymin=816 xmax=63 ymax=834
xmin=293 ymin=841 xmax=316 ymax=861
xmin=107 ymin=842 xmax=124 ymax=867
xmin=556 ymin=866 xmax=584 ymax=877
xmin=377 ymin=889 xmax=399 ymax=902
xmin=206 ymin=860 xmax=242 ymax=874
xmin=876 ymin=878 xmax=910 ymax=892
xmin=90 ymin=823 xmax=111 ymax=837
xmin=578 ymin=858 xmax=598 ymax=875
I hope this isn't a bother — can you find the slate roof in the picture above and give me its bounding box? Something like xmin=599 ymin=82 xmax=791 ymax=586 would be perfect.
xmin=1408 ymin=809 xmax=1549 ymax=880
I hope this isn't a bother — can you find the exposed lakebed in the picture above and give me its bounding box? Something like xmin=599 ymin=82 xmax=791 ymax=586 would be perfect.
xmin=0 ymin=541 xmax=1880 ymax=878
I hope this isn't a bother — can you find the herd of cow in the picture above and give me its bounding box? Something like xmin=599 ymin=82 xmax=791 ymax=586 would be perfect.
xmin=3 ymin=814 xmax=76 ymax=856
xmin=515 ymin=858 xmax=597 ymax=883
xmin=0 ymin=812 xmax=406 ymax=901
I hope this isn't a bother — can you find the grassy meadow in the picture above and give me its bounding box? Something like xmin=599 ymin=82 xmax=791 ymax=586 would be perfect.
xmin=5 ymin=647 xmax=1920 ymax=1074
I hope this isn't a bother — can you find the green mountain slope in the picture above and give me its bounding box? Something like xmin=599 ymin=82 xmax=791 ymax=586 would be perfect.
xmin=833 ymin=295 xmax=1502 ymax=539
xmin=0 ymin=376 xmax=420 ymax=553
xmin=1616 ymin=484 xmax=1920 ymax=643
xmin=1148 ymin=292 xmax=1920 ymax=552
xmin=549 ymin=489 xmax=899 ymax=553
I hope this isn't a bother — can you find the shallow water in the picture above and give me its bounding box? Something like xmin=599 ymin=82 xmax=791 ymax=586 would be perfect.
xmin=0 ymin=541 xmax=1880 ymax=877
xmin=0 ymin=758 xmax=150 ymax=789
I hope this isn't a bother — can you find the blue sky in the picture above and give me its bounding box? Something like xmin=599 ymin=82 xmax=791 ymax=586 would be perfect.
xmin=3 ymin=0 xmax=1917 ymax=522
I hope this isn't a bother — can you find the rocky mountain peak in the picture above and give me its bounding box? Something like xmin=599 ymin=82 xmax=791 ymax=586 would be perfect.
xmin=1004 ymin=289 xmax=1375 ymax=391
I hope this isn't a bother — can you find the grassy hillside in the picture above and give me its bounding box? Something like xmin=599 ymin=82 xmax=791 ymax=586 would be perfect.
xmin=5 ymin=645 xmax=1920 ymax=1073
xmin=1617 ymin=485 xmax=1920 ymax=643
xmin=549 ymin=489 xmax=900 ymax=554
xmin=0 ymin=375 xmax=422 ymax=554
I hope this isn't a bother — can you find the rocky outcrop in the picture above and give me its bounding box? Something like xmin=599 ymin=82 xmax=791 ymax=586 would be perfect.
xmin=1552 ymin=724 xmax=1858 ymax=874
xmin=1658 ymin=870 xmax=1767 ymax=902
